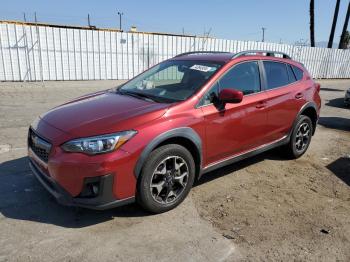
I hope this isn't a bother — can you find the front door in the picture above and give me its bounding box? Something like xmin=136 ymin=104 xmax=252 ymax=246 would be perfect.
xmin=199 ymin=61 xmax=269 ymax=166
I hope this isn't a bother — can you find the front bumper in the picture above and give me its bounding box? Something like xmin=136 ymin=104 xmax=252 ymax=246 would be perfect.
xmin=29 ymin=159 xmax=135 ymax=210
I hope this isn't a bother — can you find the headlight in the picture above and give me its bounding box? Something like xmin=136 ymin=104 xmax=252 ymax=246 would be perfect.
xmin=61 ymin=130 xmax=137 ymax=155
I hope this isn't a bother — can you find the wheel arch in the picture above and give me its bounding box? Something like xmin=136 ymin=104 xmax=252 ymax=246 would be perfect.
xmin=134 ymin=127 xmax=202 ymax=180
xmin=288 ymin=102 xmax=318 ymax=139
xmin=298 ymin=102 xmax=318 ymax=135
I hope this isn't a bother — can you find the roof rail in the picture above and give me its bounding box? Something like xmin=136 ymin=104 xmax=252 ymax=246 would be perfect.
xmin=232 ymin=50 xmax=292 ymax=59
xmin=174 ymin=51 xmax=231 ymax=57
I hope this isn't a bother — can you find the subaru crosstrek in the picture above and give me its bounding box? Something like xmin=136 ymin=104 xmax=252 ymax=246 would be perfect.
xmin=28 ymin=50 xmax=321 ymax=213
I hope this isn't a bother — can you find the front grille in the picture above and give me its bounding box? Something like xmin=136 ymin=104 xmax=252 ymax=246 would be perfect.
xmin=28 ymin=129 xmax=52 ymax=163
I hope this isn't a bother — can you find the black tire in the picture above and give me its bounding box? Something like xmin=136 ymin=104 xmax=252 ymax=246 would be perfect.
xmin=137 ymin=144 xmax=195 ymax=213
xmin=284 ymin=115 xmax=313 ymax=159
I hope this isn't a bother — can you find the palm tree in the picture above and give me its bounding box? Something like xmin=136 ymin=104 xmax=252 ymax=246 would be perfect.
xmin=328 ymin=0 xmax=341 ymax=48
xmin=339 ymin=1 xmax=350 ymax=49
xmin=310 ymin=0 xmax=315 ymax=47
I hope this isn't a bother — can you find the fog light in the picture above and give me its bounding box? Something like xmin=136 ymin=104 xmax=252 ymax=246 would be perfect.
xmin=79 ymin=180 xmax=101 ymax=198
xmin=91 ymin=184 xmax=99 ymax=195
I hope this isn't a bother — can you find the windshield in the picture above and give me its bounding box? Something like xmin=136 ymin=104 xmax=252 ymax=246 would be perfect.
xmin=117 ymin=60 xmax=222 ymax=103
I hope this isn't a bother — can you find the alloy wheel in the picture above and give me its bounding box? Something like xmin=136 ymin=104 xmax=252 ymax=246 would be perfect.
xmin=150 ymin=156 xmax=189 ymax=204
xmin=295 ymin=122 xmax=311 ymax=152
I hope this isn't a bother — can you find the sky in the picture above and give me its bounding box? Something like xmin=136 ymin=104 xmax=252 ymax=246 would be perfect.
xmin=1 ymin=0 xmax=349 ymax=45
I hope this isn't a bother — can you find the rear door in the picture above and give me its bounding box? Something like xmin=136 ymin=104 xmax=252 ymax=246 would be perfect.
xmin=262 ymin=61 xmax=306 ymax=142
xmin=199 ymin=61 xmax=270 ymax=165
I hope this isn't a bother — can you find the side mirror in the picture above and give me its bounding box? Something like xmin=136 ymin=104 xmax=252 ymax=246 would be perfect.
xmin=218 ymin=88 xmax=243 ymax=104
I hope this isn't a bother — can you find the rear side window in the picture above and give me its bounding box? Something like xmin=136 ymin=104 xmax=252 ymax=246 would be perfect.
xmin=218 ymin=61 xmax=261 ymax=95
xmin=292 ymin=65 xmax=304 ymax=80
xmin=287 ymin=65 xmax=297 ymax=82
xmin=263 ymin=61 xmax=289 ymax=89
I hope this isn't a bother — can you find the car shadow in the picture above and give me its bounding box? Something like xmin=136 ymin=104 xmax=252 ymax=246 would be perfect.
xmin=326 ymin=157 xmax=350 ymax=186
xmin=318 ymin=117 xmax=350 ymax=132
xmin=325 ymin=97 xmax=347 ymax=109
xmin=195 ymin=148 xmax=285 ymax=186
xmin=0 ymin=157 xmax=149 ymax=228
xmin=1 ymin=149 xmax=286 ymax=228
xmin=320 ymin=87 xmax=345 ymax=92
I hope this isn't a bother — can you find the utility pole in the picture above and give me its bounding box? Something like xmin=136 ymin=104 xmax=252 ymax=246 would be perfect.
xmin=261 ymin=27 xmax=266 ymax=42
xmin=88 ymin=14 xmax=91 ymax=27
xmin=202 ymin=27 xmax=212 ymax=50
xmin=117 ymin=11 xmax=123 ymax=31
xmin=23 ymin=12 xmax=27 ymax=22
xmin=182 ymin=27 xmax=185 ymax=35
xmin=34 ymin=12 xmax=38 ymax=23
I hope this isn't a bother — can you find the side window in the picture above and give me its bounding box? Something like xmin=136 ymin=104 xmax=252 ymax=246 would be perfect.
xmin=218 ymin=62 xmax=261 ymax=95
xmin=292 ymin=65 xmax=304 ymax=80
xmin=264 ymin=61 xmax=290 ymax=89
xmin=287 ymin=65 xmax=297 ymax=83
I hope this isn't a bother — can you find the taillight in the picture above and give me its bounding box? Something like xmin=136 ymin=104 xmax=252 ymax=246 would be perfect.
xmin=315 ymin=83 xmax=321 ymax=93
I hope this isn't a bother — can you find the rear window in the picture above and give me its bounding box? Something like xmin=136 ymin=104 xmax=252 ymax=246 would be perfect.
xmin=263 ymin=61 xmax=290 ymax=89
xmin=292 ymin=65 xmax=304 ymax=80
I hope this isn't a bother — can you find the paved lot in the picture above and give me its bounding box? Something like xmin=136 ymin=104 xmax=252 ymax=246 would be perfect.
xmin=0 ymin=80 xmax=349 ymax=261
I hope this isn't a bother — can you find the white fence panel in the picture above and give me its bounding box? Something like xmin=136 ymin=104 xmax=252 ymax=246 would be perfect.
xmin=1 ymin=21 xmax=350 ymax=81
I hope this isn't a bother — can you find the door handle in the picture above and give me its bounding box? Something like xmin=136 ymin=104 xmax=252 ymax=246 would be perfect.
xmin=295 ymin=92 xmax=303 ymax=99
xmin=256 ymin=101 xmax=266 ymax=109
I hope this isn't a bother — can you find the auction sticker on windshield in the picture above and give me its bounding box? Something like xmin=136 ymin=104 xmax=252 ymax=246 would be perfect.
xmin=190 ymin=64 xmax=216 ymax=72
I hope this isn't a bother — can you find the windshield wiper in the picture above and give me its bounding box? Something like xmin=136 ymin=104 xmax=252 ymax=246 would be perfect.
xmin=117 ymin=90 xmax=159 ymax=102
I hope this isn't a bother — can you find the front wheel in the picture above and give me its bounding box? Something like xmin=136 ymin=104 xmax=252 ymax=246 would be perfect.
xmin=137 ymin=144 xmax=195 ymax=213
xmin=284 ymin=115 xmax=313 ymax=159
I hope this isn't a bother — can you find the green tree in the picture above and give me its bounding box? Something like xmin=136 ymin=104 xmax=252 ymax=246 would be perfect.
xmin=339 ymin=1 xmax=350 ymax=49
xmin=341 ymin=31 xmax=350 ymax=48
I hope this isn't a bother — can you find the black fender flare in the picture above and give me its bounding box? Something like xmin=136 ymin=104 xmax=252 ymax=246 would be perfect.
xmin=134 ymin=127 xmax=202 ymax=178
xmin=289 ymin=102 xmax=318 ymax=138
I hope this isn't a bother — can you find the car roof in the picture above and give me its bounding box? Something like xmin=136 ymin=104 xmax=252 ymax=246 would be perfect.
xmin=171 ymin=52 xmax=234 ymax=63
xmin=171 ymin=50 xmax=296 ymax=65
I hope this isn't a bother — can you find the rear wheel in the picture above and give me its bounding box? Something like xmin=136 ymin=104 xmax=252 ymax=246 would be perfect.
xmin=137 ymin=144 xmax=195 ymax=213
xmin=284 ymin=115 xmax=313 ymax=159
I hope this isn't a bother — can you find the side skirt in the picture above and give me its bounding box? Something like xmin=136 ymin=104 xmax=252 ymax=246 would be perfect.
xmin=200 ymin=135 xmax=289 ymax=176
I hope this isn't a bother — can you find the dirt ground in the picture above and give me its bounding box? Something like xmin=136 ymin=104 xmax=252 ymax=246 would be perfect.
xmin=0 ymin=79 xmax=349 ymax=261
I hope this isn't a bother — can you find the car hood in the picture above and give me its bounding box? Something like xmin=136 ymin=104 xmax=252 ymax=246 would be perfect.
xmin=40 ymin=90 xmax=169 ymax=138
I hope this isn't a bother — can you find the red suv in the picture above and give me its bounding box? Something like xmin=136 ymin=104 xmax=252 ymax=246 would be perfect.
xmin=28 ymin=50 xmax=321 ymax=213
